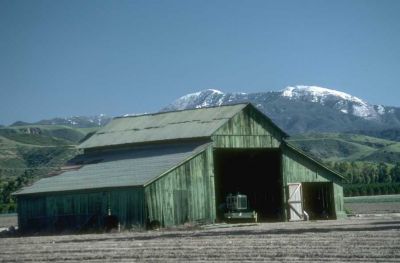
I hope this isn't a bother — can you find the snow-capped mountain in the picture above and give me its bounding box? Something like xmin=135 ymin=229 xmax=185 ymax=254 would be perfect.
xmin=8 ymin=85 xmax=400 ymax=138
xmin=281 ymin=86 xmax=380 ymax=119
xmin=163 ymin=88 xmax=264 ymax=112
xmin=162 ymin=89 xmax=248 ymax=111
xmin=11 ymin=114 xmax=112 ymax=128
xmin=162 ymin=86 xmax=400 ymax=135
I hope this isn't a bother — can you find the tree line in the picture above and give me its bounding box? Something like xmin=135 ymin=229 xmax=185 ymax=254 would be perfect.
xmin=326 ymin=161 xmax=400 ymax=196
xmin=1 ymin=161 xmax=400 ymax=213
xmin=0 ymin=170 xmax=33 ymax=213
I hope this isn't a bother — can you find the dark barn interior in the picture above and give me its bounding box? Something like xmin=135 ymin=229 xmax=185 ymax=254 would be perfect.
xmin=302 ymin=182 xmax=336 ymax=220
xmin=214 ymin=149 xmax=283 ymax=221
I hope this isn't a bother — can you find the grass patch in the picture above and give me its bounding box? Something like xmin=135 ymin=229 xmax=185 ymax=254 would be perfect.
xmin=288 ymin=132 xmax=400 ymax=163
xmin=344 ymin=194 xmax=400 ymax=203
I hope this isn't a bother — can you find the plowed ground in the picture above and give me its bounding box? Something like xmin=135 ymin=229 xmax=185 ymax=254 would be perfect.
xmin=1 ymin=218 xmax=399 ymax=262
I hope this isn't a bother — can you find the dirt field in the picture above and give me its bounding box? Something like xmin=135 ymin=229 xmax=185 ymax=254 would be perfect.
xmin=0 ymin=213 xmax=17 ymax=228
xmin=345 ymin=194 xmax=400 ymax=215
xmin=0 ymin=218 xmax=399 ymax=262
xmin=345 ymin=202 xmax=400 ymax=214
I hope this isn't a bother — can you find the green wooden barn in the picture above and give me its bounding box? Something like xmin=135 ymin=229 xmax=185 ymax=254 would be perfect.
xmin=14 ymin=103 xmax=346 ymax=232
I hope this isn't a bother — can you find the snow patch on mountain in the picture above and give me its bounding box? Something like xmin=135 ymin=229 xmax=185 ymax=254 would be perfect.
xmin=282 ymin=86 xmax=366 ymax=105
xmin=123 ymin=112 xmax=150 ymax=117
xmin=281 ymin=85 xmax=379 ymax=120
xmin=375 ymin=105 xmax=386 ymax=115
xmin=29 ymin=114 xmax=112 ymax=128
xmin=165 ymin=89 xmax=225 ymax=111
xmin=208 ymin=89 xmax=223 ymax=95
xmin=162 ymin=85 xmax=400 ymax=129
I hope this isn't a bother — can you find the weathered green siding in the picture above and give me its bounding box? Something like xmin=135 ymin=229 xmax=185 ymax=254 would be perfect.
xmin=17 ymin=187 xmax=145 ymax=232
xmin=213 ymin=106 xmax=283 ymax=148
xmin=333 ymin=183 xmax=345 ymax=218
xmin=16 ymin=104 xmax=347 ymax=232
xmin=282 ymin=146 xmax=346 ymax=218
xmin=144 ymin=147 xmax=215 ymax=226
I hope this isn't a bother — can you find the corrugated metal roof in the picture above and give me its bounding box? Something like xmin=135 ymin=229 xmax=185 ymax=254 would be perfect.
xmin=79 ymin=104 xmax=247 ymax=149
xmin=15 ymin=142 xmax=211 ymax=195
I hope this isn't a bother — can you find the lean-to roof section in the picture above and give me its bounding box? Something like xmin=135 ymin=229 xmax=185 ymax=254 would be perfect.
xmin=14 ymin=142 xmax=211 ymax=196
xmin=282 ymin=141 xmax=346 ymax=181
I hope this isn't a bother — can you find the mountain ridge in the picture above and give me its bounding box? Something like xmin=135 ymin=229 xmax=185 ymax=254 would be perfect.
xmin=5 ymin=86 xmax=400 ymax=140
xmin=9 ymin=114 xmax=112 ymax=129
xmin=162 ymin=86 xmax=400 ymax=137
xmin=2 ymin=87 xmax=400 ymax=209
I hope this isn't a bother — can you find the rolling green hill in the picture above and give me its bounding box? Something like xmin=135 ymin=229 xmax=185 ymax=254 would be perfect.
xmin=0 ymin=125 xmax=97 ymax=145
xmin=288 ymin=133 xmax=400 ymax=196
xmin=0 ymin=125 xmax=98 ymax=211
xmin=1 ymin=125 xmax=400 ymax=211
xmin=0 ymin=125 xmax=97 ymax=176
xmin=288 ymin=133 xmax=400 ymax=163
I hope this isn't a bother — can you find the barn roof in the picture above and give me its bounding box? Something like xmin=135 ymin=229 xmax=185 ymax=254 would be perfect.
xmin=14 ymin=141 xmax=211 ymax=196
xmin=79 ymin=104 xmax=251 ymax=150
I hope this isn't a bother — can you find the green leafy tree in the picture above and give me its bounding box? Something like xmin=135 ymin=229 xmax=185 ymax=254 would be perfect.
xmin=378 ymin=162 xmax=391 ymax=183
xmin=1 ymin=181 xmax=16 ymax=204
xmin=391 ymin=162 xmax=400 ymax=182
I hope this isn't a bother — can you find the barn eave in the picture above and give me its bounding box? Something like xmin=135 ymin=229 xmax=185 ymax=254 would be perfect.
xmin=13 ymin=141 xmax=212 ymax=196
xmin=282 ymin=141 xmax=347 ymax=181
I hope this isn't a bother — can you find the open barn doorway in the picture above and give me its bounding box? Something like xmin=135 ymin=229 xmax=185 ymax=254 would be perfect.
xmin=302 ymin=182 xmax=336 ymax=220
xmin=214 ymin=148 xmax=283 ymax=222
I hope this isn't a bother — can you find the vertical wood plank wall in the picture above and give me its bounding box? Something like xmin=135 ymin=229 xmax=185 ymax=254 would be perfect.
xmin=282 ymin=147 xmax=346 ymax=218
xmin=16 ymin=105 xmax=348 ymax=232
xmin=17 ymin=187 xmax=144 ymax=232
xmin=212 ymin=106 xmax=282 ymax=148
xmin=144 ymin=147 xmax=215 ymax=227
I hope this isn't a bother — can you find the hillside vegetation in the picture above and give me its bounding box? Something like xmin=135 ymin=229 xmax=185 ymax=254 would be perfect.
xmin=0 ymin=125 xmax=97 ymax=212
xmin=288 ymin=133 xmax=400 ymax=196
xmin=1 ymin=127 xmax=400 ymax=211
xmin=288 ymin=133 xmax=400 ymax=163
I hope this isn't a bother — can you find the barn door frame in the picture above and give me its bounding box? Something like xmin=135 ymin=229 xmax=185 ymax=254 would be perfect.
xmin=287 ymin=183 xmax=304 ymax=221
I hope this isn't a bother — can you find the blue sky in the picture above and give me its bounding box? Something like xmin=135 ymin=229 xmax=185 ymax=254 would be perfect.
xmin=1 ymin=0 xmax=399 ymax=125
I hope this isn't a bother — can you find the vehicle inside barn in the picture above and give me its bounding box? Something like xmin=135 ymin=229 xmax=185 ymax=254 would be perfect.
xmin=214 ymin=148 xmax=284 ymax=222
xmin=14 ymin=103 xmax=345 ymax=232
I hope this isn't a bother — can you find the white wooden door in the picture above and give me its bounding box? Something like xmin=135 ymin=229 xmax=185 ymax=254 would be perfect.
xmin=288 ymin=183 xmax=303 ymax=221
